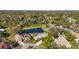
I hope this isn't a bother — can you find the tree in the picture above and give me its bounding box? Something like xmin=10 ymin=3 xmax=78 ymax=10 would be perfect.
xmin=0 ymin=32 xmax=4 ymax=37
xmin=63 ymin=31 xmax=78 ymax=48
xmin=49 ymin=27 xmax=59 ymax=38
xmin=42 ymin=35 xmax=54 ymax=49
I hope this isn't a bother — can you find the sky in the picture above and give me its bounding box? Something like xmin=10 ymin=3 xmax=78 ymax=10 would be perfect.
xmin=0 ymin=0 xmax=78 ymax=10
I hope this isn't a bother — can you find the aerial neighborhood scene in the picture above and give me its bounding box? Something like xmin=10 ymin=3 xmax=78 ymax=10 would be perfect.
xmin=0 ymin=10 xmax=79 ymax=49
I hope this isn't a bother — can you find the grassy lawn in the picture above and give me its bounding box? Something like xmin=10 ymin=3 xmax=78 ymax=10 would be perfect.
xmin=5 ymin=26 xmax=20 ymax=42
xmin=22 ymin=24 xmax=48 ymax=32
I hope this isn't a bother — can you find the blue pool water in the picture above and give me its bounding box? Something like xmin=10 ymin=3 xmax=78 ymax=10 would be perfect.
xmin=17 ymin=28 xmax=44 ymax=35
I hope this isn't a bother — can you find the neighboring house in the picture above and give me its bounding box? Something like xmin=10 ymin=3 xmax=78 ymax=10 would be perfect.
xmin=0 ymin=28 xmax=5 ymax=32
xmin=65 ymin=17 xmax=76 ymax=23
xmin=54 ymin=35 xmax=71 ymax=48
xmin=75 ymin=22 xmax=79 ymax=28
xmin=17 ymin=24 xmax=27 ymax=27
xmin=72 ymin=32 xmax=79 ymax=43
xmin=18 ymin=41 xmax=35 ymax=49
xmin=48 ymin=24 xmax=56 ymax=29
xmin=57 ymin=26 xmax=74 ymax=32
xmin=76 ymin=22 xmax=79 ymax=26
xmin=34 ymin=32 xmax=48 ymax=40
xmin=0 ymin=39 xmax=13 ymax=49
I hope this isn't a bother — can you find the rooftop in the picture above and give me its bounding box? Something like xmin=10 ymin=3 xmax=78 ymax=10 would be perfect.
xmin=54 ymin=35 xmax=71 ymax=48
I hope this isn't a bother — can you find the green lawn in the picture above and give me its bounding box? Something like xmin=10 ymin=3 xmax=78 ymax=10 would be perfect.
xmin=22 ymin=24 xmax=48 ymax=32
